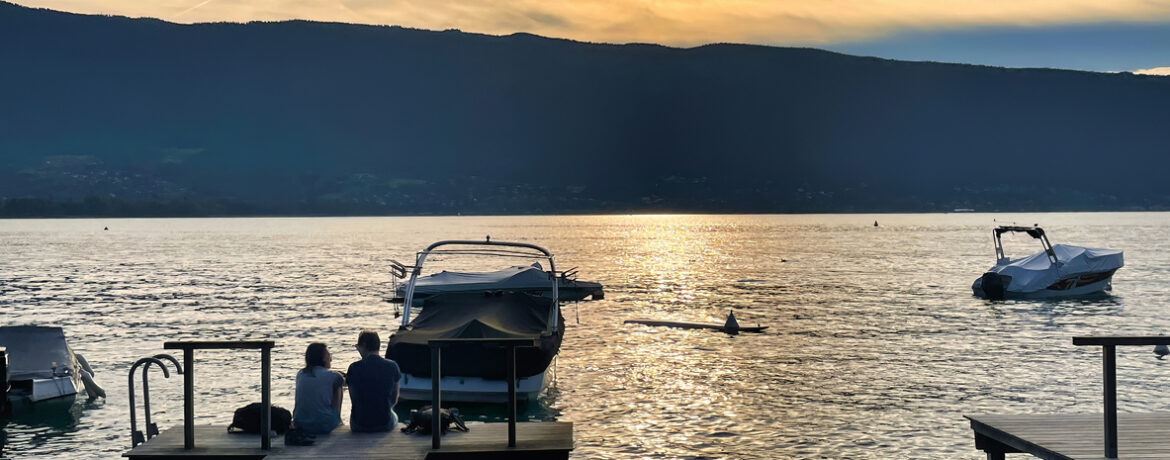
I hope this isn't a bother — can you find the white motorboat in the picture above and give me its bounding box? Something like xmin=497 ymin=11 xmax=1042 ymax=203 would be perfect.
xmin=0 ymin=326 xmax=104 ymax=403
xmin=387 ymin=239 xmax=568 ymax=403
xmin=972 ymin=226 xmax=1123 ymax=300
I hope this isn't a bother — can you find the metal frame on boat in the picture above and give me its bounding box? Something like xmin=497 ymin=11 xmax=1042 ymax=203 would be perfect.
xmin=398 ymin=240 xmax=561 ymax=330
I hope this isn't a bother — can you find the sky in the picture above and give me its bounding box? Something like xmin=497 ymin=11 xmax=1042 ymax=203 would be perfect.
xmin=11 ymin=0 xmax=1170 ymax=74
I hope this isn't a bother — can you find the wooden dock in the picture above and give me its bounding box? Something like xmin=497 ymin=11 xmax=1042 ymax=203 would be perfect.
xmin=968 ymin=413 xmax=1170 ymax=460
xmin=967 ymin=336 xmax=1170 ymax=459
xmin=123 ymin=422 xmax=573 ymax=459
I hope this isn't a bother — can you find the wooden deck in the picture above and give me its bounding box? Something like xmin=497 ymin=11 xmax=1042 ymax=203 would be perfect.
xmin=123 ymin=422 xmax=573 ymax=460
xmin=967 ymin=413 xmax=1170 ymax=460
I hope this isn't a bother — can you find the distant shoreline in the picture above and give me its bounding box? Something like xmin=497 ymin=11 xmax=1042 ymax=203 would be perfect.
xmin=3 ymin=208 xmax=1167 ymax=220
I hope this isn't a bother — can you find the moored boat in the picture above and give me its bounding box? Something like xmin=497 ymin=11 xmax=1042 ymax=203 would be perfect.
xmin=0 ymin=326 xmax=104 ymax=403
xmin=386 ymin=239 xmax=571 ymax=402
xmin=972 ymin=226 xmax=1123 ymax=300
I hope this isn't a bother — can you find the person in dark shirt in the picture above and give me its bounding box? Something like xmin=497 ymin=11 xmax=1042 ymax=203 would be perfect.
xmin=346 ymin=329 xmax=402 ymax=432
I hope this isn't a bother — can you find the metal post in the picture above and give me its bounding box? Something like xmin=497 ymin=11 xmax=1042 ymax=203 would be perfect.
xmin=506 ymin=344 xmax=517 ymax=448
xmin=1103 ymin=345 xmax=1117 ymax=458
xmin=128 ymin=363 xmax=139 ymax=447
xmin=261 ymin=347 xmax=271 ymax=450
xmin=1 ymin=347 xmax=7 ymax=415
xmin=431 ymin=345 xmax=442 ymax=449
xmin=183 ymin=348 xmax=194 ymax=450
xmin=142 ymin=364 xmax=154 ymax=438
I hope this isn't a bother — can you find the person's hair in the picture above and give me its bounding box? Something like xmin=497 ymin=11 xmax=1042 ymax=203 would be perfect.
xmin=302 ymin=342 xmax=328 ymax=374
xmin=357 ymin=330 xmax=380 ymax=353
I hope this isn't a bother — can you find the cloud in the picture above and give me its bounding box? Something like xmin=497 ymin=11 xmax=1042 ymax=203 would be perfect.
xmin=1135 ymin=66 xmax=1170 ymax=75
xmin=14 ymin=0 xmax=1170 ymax=46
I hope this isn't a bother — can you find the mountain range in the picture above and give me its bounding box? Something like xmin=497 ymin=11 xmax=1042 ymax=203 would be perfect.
xmin=2 ymin=1 xmax=1169 ymax=216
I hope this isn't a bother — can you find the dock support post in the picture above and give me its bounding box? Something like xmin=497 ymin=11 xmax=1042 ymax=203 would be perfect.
xmin=431 ymin=345 xmax=441 ymax=450
xmin=1 ymin=347 xmax=8 ymax=416
xmin=183 ymin=348 xmax=194 ymax=450
xmin=261 ymin=347 xmax=271 ymax=450
xmin=507 ymin=344 xmax=517 ymax=448
xmin=1103 ymin=344 xmax=1117 ymax=458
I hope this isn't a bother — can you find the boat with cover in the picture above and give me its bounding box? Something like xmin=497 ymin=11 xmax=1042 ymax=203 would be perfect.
xmin=386 ymin=239 xmax=567 ymax=403
xmin=972 ymin=226 xmax=1123 ymax=300
xmin=389 ymin=262 xmax=603 ymax=305
xmin=0 ymin=326 xmax=104 ymax=403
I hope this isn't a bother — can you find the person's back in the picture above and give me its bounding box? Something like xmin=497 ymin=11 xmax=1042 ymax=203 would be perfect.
xmin=347 ymin=330 xmax=402 ymax=432
xmin=292 ymin=343 xmax=344 ymax=434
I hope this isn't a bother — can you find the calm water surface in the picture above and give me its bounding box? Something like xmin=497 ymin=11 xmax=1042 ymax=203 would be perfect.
xmin=3 ymin=213 xmax=1170 ymax=459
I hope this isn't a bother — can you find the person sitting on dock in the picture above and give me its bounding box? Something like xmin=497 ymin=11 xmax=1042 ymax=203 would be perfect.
xmin=347 ymin=330 xmax=402 ymax=432
xmin=292 ymin=342 xmax=345 ymax=434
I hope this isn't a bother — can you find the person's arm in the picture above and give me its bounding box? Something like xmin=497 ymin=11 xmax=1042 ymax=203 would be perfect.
xmin=389 ymin=364 xmax=401 ymax=406
xmin=332 ymin=375 xmax=344 ymax=412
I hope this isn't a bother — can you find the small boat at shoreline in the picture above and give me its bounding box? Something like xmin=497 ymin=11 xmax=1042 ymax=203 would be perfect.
xmin=386 ymin=239 xmax=572 ymax=403
xmin=972 ymin=226 xmax=1123 ymax=300
xmin=1 ymin=326 xmax=104 ymax=404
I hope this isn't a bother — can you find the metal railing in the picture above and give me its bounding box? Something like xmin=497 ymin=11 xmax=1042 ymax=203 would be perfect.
xmin=162 ymin=341 xmax=275 ymax=450
xmin=1072 ymin=336 xmax=1170 ymax=459
xmin=427 ymin=337 xmax=540 ymax=450
xmin=127 ymin=355 xmax=183 ymax=447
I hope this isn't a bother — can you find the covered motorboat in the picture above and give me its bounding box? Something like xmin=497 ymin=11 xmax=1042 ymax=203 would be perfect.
xmin=387 ymin=239 xmax=567 ymax=402
xmin=972 ymin=226 xmax=1123 ymax=300
xmin=0 ymin=326 xmax=104 ymax=403
xmin=389 ymin=263 xmax=603 ymax=305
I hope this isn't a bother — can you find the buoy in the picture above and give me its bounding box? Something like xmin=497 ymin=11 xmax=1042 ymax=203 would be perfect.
xmin=723 ymin=311 xmax=740 ymax=334
xmin=81 ymin=371 xmax=105 ymax=398
xmin=1155 ymin=344 xmax=1169 ymax=359
xmin=76 ymin=353 xmax=95 ymax=376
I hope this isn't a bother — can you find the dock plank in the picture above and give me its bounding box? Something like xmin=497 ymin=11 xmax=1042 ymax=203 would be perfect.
xmin=125 ymin=422 xmax=572 ymax=459
xmin=968 ymin=412 xmax=1170 ymax=460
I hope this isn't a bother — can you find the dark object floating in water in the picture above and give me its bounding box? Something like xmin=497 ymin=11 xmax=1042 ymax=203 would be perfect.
xmin=624 ymin=312 xmax=767 ymax=334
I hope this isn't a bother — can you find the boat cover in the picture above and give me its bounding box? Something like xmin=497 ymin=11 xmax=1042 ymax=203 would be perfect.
xmin=989 ymin=244 xmax=1124 ymax=293
xmin=387 ymin=292 xmax=563 ymax=379
xmin=405 ymin=265 xmax=553 ymax=295
xmin=0 ymin=326 xmax=77 ymax=381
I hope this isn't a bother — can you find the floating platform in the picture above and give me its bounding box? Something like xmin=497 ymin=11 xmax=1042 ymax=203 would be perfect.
xmin=124 ymin=422 xmax=573 ymax=460
xmin=623 ymin=319 xmax=767 ymax=333
xmin=967 ymin=412 xmax=1170 ymax=459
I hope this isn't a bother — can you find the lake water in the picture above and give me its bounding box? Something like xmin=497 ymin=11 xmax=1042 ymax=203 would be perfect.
xmin=3 ymin=213 xmax=1170 ymax=459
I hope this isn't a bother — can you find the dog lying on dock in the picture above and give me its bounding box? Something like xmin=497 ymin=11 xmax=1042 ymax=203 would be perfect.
xmin=401 ymin=406 xmax=469 ymax=435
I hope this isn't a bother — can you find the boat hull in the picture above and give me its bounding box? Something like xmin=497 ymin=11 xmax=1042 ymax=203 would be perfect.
xmin=398 ymin=370 xmax=551 ymax=403
xmin=7 ymin=375 xmax=81 ymax=403
xmin=972 ymin=274 xmax=1114 ymax=300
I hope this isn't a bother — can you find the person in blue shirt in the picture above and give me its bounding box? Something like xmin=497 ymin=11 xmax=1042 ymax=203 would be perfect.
xmin=346 ymin=330 xmax=402 ymax=432
xmin=292 ymin=343 xmax=344 ymax=434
